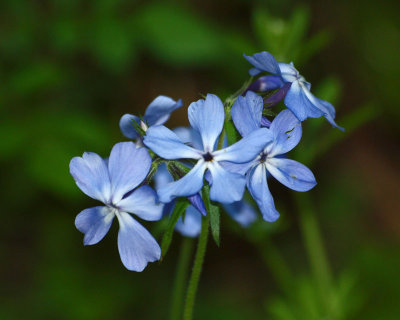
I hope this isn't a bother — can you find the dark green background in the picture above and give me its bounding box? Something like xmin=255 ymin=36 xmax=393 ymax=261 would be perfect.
xmin=1 ymin=0 xmax=399 ymax=319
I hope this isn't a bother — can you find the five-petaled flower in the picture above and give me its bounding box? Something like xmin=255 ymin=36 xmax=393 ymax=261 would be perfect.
xmin=144 ymin=94 xmax=272 ymax=204
xmin=229 ymin=91 xmax=317 ymax=221
xmin=70 ymin=142 xmax=163 ymax=271
xmin=244 ymin=51 xmax=344 ymax=131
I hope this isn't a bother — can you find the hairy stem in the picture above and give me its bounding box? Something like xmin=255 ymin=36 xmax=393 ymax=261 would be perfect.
xmin=169 ymin=237 xmax=194 ymax=320
xmin=182 ymin=213 xmax=210 ymax=320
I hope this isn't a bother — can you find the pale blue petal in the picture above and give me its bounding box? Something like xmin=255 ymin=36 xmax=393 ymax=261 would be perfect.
xmin=243 ymin=52 xmax=280 ymax=75
xmin=208 ymin=162 xmax=246 ymax=204
xmin=173 ymin=127 xmax=203 ymax=150
xmin=224 ymin=201 xmax=258 ymax=227
xmin=266 ymin=158 xmax=317 ymax=192
xmin=268 ymin=109 xmax=302 ymax=156
xmin=108 ymin=142 xmax=151 ymax=203
xmin=231 ymin=91 xmax=263 ymax=137
xmin=144 ymin=125 xmax=202 ymax=160
xmin=119 ymin=114 xmax=141 ymax=139
xmin=175 ymin=206 xmax=202 ymax=238
xmin=188 ymin=94 xmax=224 ymax=151
xmin=278 ymin=62 xmax=298 ymax=82
xmin=303 ymin=90 xmax=345 ymax=131
xmin=144 ymin=96 xmax=183 ymax=126
xmin=284 ymin=81 xmax=325 ymax=121
xmin=220 ymin=160 xmax=254 ymax=175
xmin=187 ymin=193 xmax=207 ymax=216
xmin=70 ymin=152 xmax=111 ymax=203
xmin=117 ymin=185 xmax=163 ymax=221
xmin=154 ymin=163 xmax=173 ymax=189
xmin=117 ymin=212 xmax=161 ymax=272
xmin=75 ymin=206 xmax=114 ymax=245
xmin=213 ymin=128 xmax=272 ymax=163
xmin=157 ymin=161 xmax=206 ymax=203
xmin=247 ymin=164 xmax=280 ymax=222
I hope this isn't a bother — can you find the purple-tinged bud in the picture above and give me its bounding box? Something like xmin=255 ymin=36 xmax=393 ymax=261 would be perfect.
xmin=245 ymin=75 xmax=283 ymax=94
xmin=187 ymin=193 xmax=207 ymax=216
xmin=264 ymin=82 xmax=291 ymax=108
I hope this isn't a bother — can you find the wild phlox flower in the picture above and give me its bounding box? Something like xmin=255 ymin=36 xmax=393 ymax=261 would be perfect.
xmin=143 ymin=94 xmax=272 ymax=204
xmin=228 ymin=91 xmax=317 ymax=222
xmin=244 ymin=51 xmax=344 ymax=130
xmin=70 ymin=142 xmax=163 ymax=271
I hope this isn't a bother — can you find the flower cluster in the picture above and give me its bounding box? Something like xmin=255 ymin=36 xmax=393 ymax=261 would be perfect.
xmin=70 ymin=51 xmax=342 ymax=271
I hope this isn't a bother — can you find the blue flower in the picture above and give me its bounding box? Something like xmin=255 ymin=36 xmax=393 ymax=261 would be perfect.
xmin=120 ymin=96 xmax=183 ymax=140
xmin=144 ymin=94 xmax=272 ymax=204
xmin=230 ymin=91 xmax=317 ymax=222
xmin=244 ymin=51 xmax=344 ymax=130
xmin=69 ymin=142 xmax=163 ymax=272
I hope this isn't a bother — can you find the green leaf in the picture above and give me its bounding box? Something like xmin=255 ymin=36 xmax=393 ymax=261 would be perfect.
xmin=161 ymin=199 xmax=190 ymax=258
xmin=202 ymin=185 xmax=220 ymax=246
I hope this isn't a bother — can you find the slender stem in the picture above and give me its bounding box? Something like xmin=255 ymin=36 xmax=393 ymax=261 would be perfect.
xmin=169 ymin=237 xmax=194 ymax=320
xmin=295 ymin=193 xmax=337 ymax=316
xmin=183 ymin=213 xmax=210 ymax=320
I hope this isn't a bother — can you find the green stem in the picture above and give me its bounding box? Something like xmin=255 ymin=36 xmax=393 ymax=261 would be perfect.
xmin=169 ymin=237 xmax=194 ymax=320
xmin=295 ymin=192 xmax=336 ymax=316
xmin=183 ymin=213 xmax=210 ymax=320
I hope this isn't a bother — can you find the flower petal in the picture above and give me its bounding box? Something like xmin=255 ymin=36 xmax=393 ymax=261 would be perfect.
xmin=119 ymin=114 xmax=141 ymax=139
xmin=116 ymin=212 xmax=161 ymax=272
xmin=157 ymin=161 xmax=206 ymax=203
xmin=267 ymin=109 xmax=302 ymax=156
xmin=144 ymin=96 xmax=183 ymax=126
xmin=220 ymin=160 xmax=254 ymax=175
xmin=144 ymin=125 xmax=201 ymax=160
xmin=278 ymin=62 xmax=299 ymax=82
xmin=284 ymin=81 xmax=325 ymax=121
xmin=208 ymin=162 xmax=246 ymax=203
xmin=70 ymin=152 xmax=111 ymax=203
xmin=187 ymin=193 xmax=207 ymax=216
xmin=173 ymin=127 xmax=203 ymax=150
xmin=154 ymin=163 xmax=173 ymax=189
xmin=75 ymin=206 xmax=115 ymax=245
xmin=117 ymin=185 xmax=163 ymax=221
xmin=223 ymin=201 xmax=258 ymax=227
xmin=266 ymin=158 xmax=317 ymax=192
xmin=231 ymin=91 xmax=263 ymax=137
xmin=303 ymin=91 xmax=345 ymax=131
xmin=175 ymin=205 xmax=202 ymax=238
xmin=243 ymin=51 xmax=280 ymax=75
xmin=188 ymin=94 xmax=224 ymax=151
xmin=213 ymin=128 xmax=272 ymax=163
xmin=108 ymin=142 xmax=151 ymax=203
xmin=247 ymin=164 xmax=280 ymax=222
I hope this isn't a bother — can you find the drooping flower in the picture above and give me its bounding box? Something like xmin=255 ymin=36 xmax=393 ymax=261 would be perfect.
xmin=244 ymin=51 xmax=344 ymax=130
xmin=120 ymin=96 xmax=183 ymax=140
xmin=69 ymin=142 xmax=163 ymax=271
xmin=144 ymin=94 xmax=272 ymax=204
xmin=229 ymin=91 xmax=317 ymax=221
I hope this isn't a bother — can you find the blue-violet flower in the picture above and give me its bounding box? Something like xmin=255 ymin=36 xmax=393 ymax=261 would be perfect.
xmin=69 ymin=142 xmax=163 ymax=271
xmin=144 ymin=94 xmax=272 ymax=204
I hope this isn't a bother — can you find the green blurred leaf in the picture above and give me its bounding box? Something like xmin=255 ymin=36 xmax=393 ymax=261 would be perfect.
xmin=136 ymin=3 xmax=226 ymax=66
xmin=209 ymin=203 xmax=220 ymax=247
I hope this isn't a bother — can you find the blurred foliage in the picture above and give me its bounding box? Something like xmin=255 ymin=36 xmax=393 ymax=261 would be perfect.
xmin=0 ymin=0 xmax=399 ymax=319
